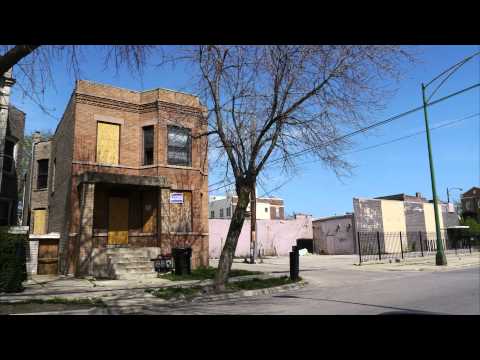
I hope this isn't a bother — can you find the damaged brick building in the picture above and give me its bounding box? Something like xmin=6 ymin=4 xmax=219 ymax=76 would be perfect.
xmin=23 ymin=80 xmax=209 ymax=278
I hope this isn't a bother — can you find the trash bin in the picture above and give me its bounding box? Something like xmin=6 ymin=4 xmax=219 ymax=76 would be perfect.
xmin=172 ymin=247 xmax=192 ymax=275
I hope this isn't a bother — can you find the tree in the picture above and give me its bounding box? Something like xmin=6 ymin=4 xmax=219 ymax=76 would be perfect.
xmin=0 ymin=45 xmax=157 ymax=113
xmin=172 ymin=45 xmax=415 ymax=290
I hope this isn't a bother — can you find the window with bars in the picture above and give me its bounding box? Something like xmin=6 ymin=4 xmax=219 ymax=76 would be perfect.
xmin=143 ymin=126 xmax=154 ymax=165
xmin=226 ymin=207 xmax=231 ymax=217
xmin=220 ymin=208 xmax=224 ymax=218
xmin=210 ymin=210 xmax=214 ymax=218
xmin=37 ymin=159 xmax=49 ymax=189
xmin=167 ymin=126 xmax=191 ymax=167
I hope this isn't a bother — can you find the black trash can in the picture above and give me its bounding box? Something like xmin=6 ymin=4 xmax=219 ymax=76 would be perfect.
xmin=172 ymin=247 xmax=192 ymax=275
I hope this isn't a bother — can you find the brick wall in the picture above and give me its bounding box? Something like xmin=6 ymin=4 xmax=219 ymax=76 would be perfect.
xmin=27 ymin=140 xmax=52 ymax=233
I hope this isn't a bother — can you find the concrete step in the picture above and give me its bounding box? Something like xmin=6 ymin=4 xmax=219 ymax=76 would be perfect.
xmin=110 ymin=261 xmax=153 ymax=268
xmin=116 ymin=272 xmax=158 ymax=280
xmin=108 ymin=255 xmax=152 ymax=263
xmin=113 ymin=266 xmax=155 ymax=274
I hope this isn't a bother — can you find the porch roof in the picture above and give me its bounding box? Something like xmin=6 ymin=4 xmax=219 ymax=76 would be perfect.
xmin=77 ymin=171 xmax=169 ymax=188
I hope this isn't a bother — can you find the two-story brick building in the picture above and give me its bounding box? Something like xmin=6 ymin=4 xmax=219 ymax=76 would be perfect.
xmin=23 ymin=80 xmax=209 ymax=278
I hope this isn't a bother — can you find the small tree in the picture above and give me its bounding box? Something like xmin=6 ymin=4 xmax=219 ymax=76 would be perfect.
xmin=173 ymin=45 xmax=415 ymax=290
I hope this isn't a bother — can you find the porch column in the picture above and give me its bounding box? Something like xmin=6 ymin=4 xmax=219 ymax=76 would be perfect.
xmin=77 ymin=182 xmax=95 ymax=276
xmin=160 ymin=188 xmax=171 ymax=253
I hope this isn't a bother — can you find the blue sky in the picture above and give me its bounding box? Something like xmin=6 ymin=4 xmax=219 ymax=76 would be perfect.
xmin=10 ymin=45 xmax=480 ymax=217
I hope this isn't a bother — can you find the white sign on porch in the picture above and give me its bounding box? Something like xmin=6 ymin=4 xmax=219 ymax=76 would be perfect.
xmin=170 ymin=192 xmax=184 ymax=204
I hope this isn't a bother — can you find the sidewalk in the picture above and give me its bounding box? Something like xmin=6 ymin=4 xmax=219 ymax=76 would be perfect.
xmin=355 ymin=252 xmax=480 ymax=272
xmin=0 ymin=271 xmax=290 ymax=313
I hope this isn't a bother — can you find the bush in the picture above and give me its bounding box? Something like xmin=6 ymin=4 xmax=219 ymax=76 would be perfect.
xmin=0 ymin=227 xmax=28 ymax=293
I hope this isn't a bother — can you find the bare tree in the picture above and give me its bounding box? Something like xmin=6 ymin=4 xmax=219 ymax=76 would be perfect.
xmin=172 ymin=45 xmax=415 ymax=290
xmin=0 ymin=45 xmax=157 ymax=114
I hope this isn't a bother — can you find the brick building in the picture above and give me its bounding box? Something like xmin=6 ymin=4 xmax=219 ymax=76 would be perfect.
xmin=23 ymin=80 xmax=209 ymax=278
xmin=0 ymin=69 xmax=25 ymax=226
xmin=461 ymin=187 xmax=480 ymax=222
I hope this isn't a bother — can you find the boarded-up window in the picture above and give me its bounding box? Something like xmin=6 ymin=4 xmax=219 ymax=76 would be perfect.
xmin=96 ymin=122 xmax=120 ymax=165
xmin=167 ymin=126 xmax=191 ymax=166
xmin=143 ymin=126 xmax=154 ymax=165
xmin=169 ymin=191 xmax=192 ymax=232
xmin=37 ymin=159 xmax=49 ymax=189
xmin=33 ymin=209 xmax=47 ymax=235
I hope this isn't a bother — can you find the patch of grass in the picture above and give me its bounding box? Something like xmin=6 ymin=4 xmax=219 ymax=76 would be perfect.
xmin=159 ymin=266 xmax=262 ymax=281
xmin=147 ymin=286 xmax=203 ymax=300
xmin=14 ymin=297 xmax=107 ymax=307
xmin=146 ymin=276 xmax=300 ymax=301
xmin=226 ymin=276 xmax=298 ymax=291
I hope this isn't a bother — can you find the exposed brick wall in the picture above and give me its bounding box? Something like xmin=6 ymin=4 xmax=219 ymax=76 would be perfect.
xmin=27 ymin=140 xmax=52 ymax=232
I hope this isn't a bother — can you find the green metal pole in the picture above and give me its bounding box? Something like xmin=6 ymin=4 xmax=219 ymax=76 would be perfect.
xmin=421 ymin=83 xmax=447 ymax=266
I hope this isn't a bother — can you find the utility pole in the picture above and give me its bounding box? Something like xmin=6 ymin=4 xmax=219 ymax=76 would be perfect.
xmin=419 ymin=51 xmax=480 ymax=266
xmin=421 ymin=83 xmax=447 ymax=266
xmin=250 ymin=181 xmax=257 ymax=264
xmin=249 ymin=115 xmax=257 ymax=264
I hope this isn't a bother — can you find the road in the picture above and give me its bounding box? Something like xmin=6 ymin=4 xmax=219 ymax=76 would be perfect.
xmin=139 ymin=256 xmax=480 ymax=315
xmin=14 ymin=255 xmax=478 ymax=315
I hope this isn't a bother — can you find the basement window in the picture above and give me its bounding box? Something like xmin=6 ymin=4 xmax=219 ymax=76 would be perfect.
xmin=37 ymin=159 xmax=49 ymax=190
xmin=143 ymin=126 xmax=154 ymax=165
xmin=167 ymin=126 xmax=191 ymax=167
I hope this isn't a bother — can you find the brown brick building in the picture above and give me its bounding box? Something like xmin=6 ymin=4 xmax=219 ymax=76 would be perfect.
xmin=23 ymin=80 xmax=209 ymax=278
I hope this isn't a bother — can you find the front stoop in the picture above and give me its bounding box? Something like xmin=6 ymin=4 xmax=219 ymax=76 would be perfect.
xmin=105 ymin=248 xmax=160 ymax=280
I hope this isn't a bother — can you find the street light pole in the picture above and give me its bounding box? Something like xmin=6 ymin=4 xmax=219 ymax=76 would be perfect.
xmin=421 ymin=83 xmax=447 ymax=266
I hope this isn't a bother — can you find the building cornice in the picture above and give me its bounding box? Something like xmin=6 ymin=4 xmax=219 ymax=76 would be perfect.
xmin=75 ymin=93 xmax=205 ymax=119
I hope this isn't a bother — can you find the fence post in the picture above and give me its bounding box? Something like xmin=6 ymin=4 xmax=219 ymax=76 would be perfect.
xmin=419 ymin=232 xmax=424 ymax=257
xmin=468 ymin=236 xmax=472 ymax=254
xmin=376 ymin=231 xmax=381 ymax=261
xmin=357 ymin=232 xmax=362 ymax=265
xmin=399 ymin=231 xmax=404 ymax=259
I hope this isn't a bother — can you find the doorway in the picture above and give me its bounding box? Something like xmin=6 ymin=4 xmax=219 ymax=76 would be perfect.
xmin=108 ymin=197 xmax=129 ymax=245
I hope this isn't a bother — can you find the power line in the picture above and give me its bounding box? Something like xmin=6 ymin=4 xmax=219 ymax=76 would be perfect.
xmin=208 ymin=83 xmax=480 ymax=193
xmin=257 ymin=112 xmax=479 ymax=197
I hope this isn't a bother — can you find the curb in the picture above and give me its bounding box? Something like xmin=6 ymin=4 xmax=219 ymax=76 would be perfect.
xmin=8 ymin=307 xmax=100 ymax=315
xmin=143 ymin=280 xmax=308 ymax=308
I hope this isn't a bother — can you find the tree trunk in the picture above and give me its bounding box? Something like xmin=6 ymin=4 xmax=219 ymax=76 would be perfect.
xmin=214 ymin=187 xmax=251 ymax=291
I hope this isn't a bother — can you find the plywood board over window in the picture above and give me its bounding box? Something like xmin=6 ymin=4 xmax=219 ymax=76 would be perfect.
xmin=33 ymin=209 xmax=47 ymax=235
xmin=170 ymin=191 xmax=192 ymax=233
xmin=96 ymin=122 xmax=120 ymax=165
